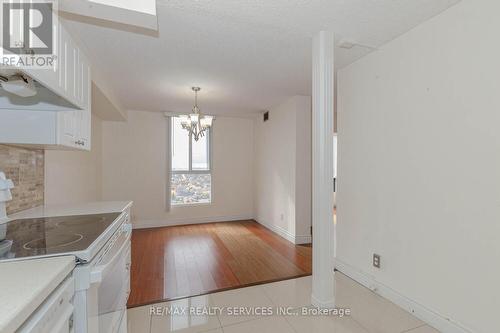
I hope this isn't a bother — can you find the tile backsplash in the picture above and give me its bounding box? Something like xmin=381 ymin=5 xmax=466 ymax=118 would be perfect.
xmin=0 ymin=145 xmax=44 ymax=214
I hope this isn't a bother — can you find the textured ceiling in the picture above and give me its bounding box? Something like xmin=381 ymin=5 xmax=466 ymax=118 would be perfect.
xmin=64 ymin=0 xmax=460 ymax=116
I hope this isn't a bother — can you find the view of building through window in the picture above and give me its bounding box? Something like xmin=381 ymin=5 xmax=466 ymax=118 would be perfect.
xmin=171 ymin=174 xmax=211 ymax=205
xmin=170 ymin=117 xmax=211 ymax=205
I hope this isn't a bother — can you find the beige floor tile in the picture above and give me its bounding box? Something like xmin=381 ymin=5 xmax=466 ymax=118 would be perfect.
xmin=150 ymin=295 xmax=221 ymax=333
xmin=210 ymin=285 xmax=274 ymax=326
xmin=128 ymin=305 xmax=152 ymax=333
xmin=335 ymin=280 xmax=424 ymax=333
xmin=405 ymin=325 xmax=441 ymax=333
xmin=286 ymin=313 xmax=370 ymax=333
xmin=132 ymin=274 xmax=431 ymax=333
xmin=260 ymin=276 xmax=312 ymax=308
xmin=335 ymin=273 xmax=371 ymax=295
xmin=222 ymin=316 xmax=295 ymax=333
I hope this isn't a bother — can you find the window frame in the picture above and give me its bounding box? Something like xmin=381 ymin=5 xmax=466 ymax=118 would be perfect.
xmin=170 ymin=116 xmax=213 ymax=206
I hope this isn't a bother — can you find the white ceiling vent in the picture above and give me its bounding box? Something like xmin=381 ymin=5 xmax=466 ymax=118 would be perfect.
xmin=338 ymin=39 xmax=377 ymax=50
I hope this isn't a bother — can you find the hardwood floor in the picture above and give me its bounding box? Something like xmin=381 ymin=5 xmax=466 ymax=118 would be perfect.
xmin=127 ymin=220 xmax=312 ymax=308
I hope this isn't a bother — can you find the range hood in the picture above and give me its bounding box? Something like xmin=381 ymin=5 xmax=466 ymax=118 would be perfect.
xmin=0 ymin=69 xmax=79 ymax=112
xmin=0 ymin=74 xmax=37 ymax=98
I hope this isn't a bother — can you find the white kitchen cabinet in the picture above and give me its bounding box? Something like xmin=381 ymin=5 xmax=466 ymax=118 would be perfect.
xmin=55 ymin=50 xmax=92 ymax=150
xmin=78 ymin=107 xmax=91 ymax=149
xmin=0 ymin=19 xmax=92 ymax=151
xmin=21 ymin=19 xmax=90 ymax=112
xmin=0 ymin=108 xmax=91 ymax=151
xmin=57 ymin=108 xmax=91 ymax=150
xmin=59 ymin=19 xmax=91 ymax=112
xmin=58 ymin=110 xmax=77 ymax=147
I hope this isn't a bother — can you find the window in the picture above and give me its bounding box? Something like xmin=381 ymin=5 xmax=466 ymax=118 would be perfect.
xmin=170 ymin=116 xmax=212 ymax=205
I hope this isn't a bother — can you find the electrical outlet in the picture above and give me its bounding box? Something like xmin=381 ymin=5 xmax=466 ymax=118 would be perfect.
xmin=373 ymin=254 xmax=381 ymax=268
xmin=280 ymin=213 xmax=284 ymax=221
xmin=263 ymin=111 xmax=269 ymax=122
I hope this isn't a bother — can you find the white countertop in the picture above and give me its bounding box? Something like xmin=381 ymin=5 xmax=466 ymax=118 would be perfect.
xmin=0 ymin=256 xmax=75 ymax=333
xmin=7 ymin=201 xmax=133 ymax=220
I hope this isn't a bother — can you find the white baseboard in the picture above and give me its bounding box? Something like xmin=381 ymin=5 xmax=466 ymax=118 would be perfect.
xmin=335 ymin=259 xmax=474 ymax=333
xmin=132 ymin=214 xmax=254 ymax=229
xmin=255 ymin=219 xmax=311 ymax=245
xmin=133 ymin=216 xmax=312 ymax=245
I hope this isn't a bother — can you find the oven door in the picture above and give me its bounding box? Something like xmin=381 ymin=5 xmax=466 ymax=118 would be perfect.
xmin=88 ymin=222 xmax=131 ymax=333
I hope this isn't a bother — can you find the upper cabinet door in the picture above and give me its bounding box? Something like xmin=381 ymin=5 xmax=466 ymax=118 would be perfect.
xmin=67 ymin=38 xmax=76 ymax=105
xmin=58 ymin=23 xmax=75 ymax=102
xmin=78 ymin=108 xmax=91 ymax=150
xmin=51 ymin=20 xmax=86 ymax=111
xmin=80 ymin=53 xmax=90 ymax=109
xmin=57 ymin=110 xmax=78 ymax=148
xmin=74 ymin=47 xmax=81 ymax=103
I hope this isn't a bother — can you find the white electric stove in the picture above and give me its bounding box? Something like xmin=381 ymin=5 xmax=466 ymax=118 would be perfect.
xmin=0 ymin=212 xmax=123 ymax=263
xmin=0 ymin=206 xmax=132 ymax=333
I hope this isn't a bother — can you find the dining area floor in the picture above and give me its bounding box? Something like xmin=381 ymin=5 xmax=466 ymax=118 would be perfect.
xmin=128 ymin=220 xmax=312 ymax=307
xmin=127 ymin=272 xmax=438 ymax=333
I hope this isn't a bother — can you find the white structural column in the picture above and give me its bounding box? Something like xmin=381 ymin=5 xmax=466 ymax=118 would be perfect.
xmin=311 ymin=30 xmax=335 ymax=308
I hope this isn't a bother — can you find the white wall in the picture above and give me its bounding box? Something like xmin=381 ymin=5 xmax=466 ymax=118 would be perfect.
xmin=337 ymin=1 xmax=499 ymax=332
xmin=101 ymin=110 xmax=254 ymax=227
xmin=254 ymin=96 xmax=311 ymax=244
xmin=44 ymin=115 xmax=103 ymax=205
xmin=295 ymin=97 xmax=312 ymax=239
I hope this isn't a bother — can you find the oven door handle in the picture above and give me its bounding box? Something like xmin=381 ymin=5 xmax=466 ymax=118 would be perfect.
xmin=90 ymin=229 xmax=131 ymax=284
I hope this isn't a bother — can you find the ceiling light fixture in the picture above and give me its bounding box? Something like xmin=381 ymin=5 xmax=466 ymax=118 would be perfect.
xmin=179 ymin=87 xmax=214 ymax=141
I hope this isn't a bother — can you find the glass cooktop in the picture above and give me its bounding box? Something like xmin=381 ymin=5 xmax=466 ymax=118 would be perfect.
xmin=0 ymin=212 xmax=121 ymax=260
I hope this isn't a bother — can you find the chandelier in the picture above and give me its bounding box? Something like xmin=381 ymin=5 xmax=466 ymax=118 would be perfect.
xmin=179 ymin=87 xmax=214 ymax=141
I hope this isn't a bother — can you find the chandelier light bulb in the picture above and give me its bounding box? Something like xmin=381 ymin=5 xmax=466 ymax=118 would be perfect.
xmin=179 ymin=115 xmax=190 ymax=127
xmin=180 ymin=87 xmax=215 ymax=141
xmin=190 ymin=113 xmax=199 ymax=124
